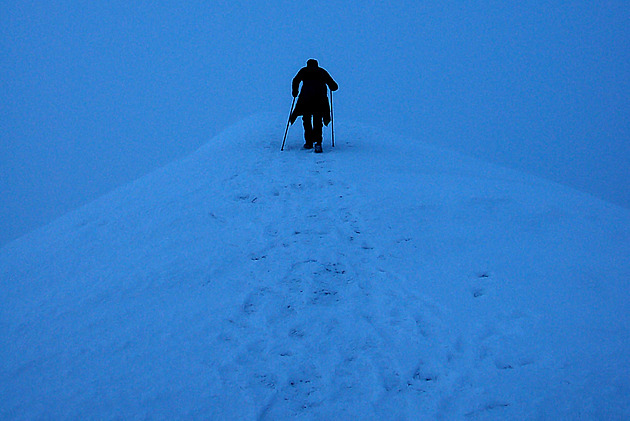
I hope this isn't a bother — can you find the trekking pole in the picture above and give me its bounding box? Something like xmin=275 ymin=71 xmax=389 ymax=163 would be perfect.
xmin=281 ymin=97 xmax=296 ymax=151
xmin=330 ymin=90 xmax=335 ymax=147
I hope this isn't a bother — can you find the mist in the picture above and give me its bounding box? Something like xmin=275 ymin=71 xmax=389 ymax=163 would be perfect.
xmin=2 ymin=0 xmax=628 ymax=247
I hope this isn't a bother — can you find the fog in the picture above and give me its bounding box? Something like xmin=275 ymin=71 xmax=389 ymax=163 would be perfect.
xmin=1 ymin=1 xmax=628 ymax=246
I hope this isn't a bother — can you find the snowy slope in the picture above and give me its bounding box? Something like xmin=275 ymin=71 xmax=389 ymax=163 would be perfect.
xmin=1 ymin=114 xmax=629 ymax=419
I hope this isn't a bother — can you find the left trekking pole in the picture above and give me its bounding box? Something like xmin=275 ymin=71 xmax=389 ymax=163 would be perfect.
xmin=281 ymin=97 xmax=296 ymax=151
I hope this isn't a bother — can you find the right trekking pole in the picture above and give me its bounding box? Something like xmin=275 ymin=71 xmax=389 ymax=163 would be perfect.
xmin=330 ymin=90 xmax=335 ymax=147
xmin=281 ymin=97 xmax=296 ymax=151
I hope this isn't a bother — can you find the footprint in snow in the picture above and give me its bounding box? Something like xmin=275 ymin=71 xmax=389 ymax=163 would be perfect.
xmin=241 ymin=287 xmax=270 ymax=315
xmin=471 ymin=271 xmax=492 ymax=298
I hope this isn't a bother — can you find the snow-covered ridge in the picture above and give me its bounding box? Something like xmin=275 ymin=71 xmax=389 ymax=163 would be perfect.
xmin=1 ymin=114 xmax=629 ymax=419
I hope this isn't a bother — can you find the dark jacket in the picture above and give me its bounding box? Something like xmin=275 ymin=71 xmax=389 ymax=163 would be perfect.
xmin=290 ymin=61 xmax=338 ymax=125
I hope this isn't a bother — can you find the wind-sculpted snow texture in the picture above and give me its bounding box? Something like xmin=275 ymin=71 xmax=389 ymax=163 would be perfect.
xmin=1 ymin=114 xmax=629 ymax=419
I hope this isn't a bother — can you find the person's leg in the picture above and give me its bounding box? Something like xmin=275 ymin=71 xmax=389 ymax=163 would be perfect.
xmin=312 ymin=114 xmax=323 ymax=146
xmin=302 ymin=115 xmax=313 ymax=148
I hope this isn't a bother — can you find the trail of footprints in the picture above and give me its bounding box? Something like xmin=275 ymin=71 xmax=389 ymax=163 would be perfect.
xmin=212 ymin=153 xmax=536 ymax=418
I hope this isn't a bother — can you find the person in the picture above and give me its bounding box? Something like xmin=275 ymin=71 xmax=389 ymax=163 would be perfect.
xmin=289 ymin=59 xmax=338 ymax=153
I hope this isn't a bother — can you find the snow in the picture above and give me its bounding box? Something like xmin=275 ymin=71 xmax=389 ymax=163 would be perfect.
xmin=1 ymin=113 xmax=629 ymax=419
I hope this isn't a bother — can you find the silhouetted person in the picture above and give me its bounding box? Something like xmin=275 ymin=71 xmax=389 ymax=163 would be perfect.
xmin=290 ymin=59 xmax=338 ymax=153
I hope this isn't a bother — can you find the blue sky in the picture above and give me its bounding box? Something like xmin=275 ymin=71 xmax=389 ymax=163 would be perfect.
xmin=1 ymin=0 xmax=629 ymax=246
